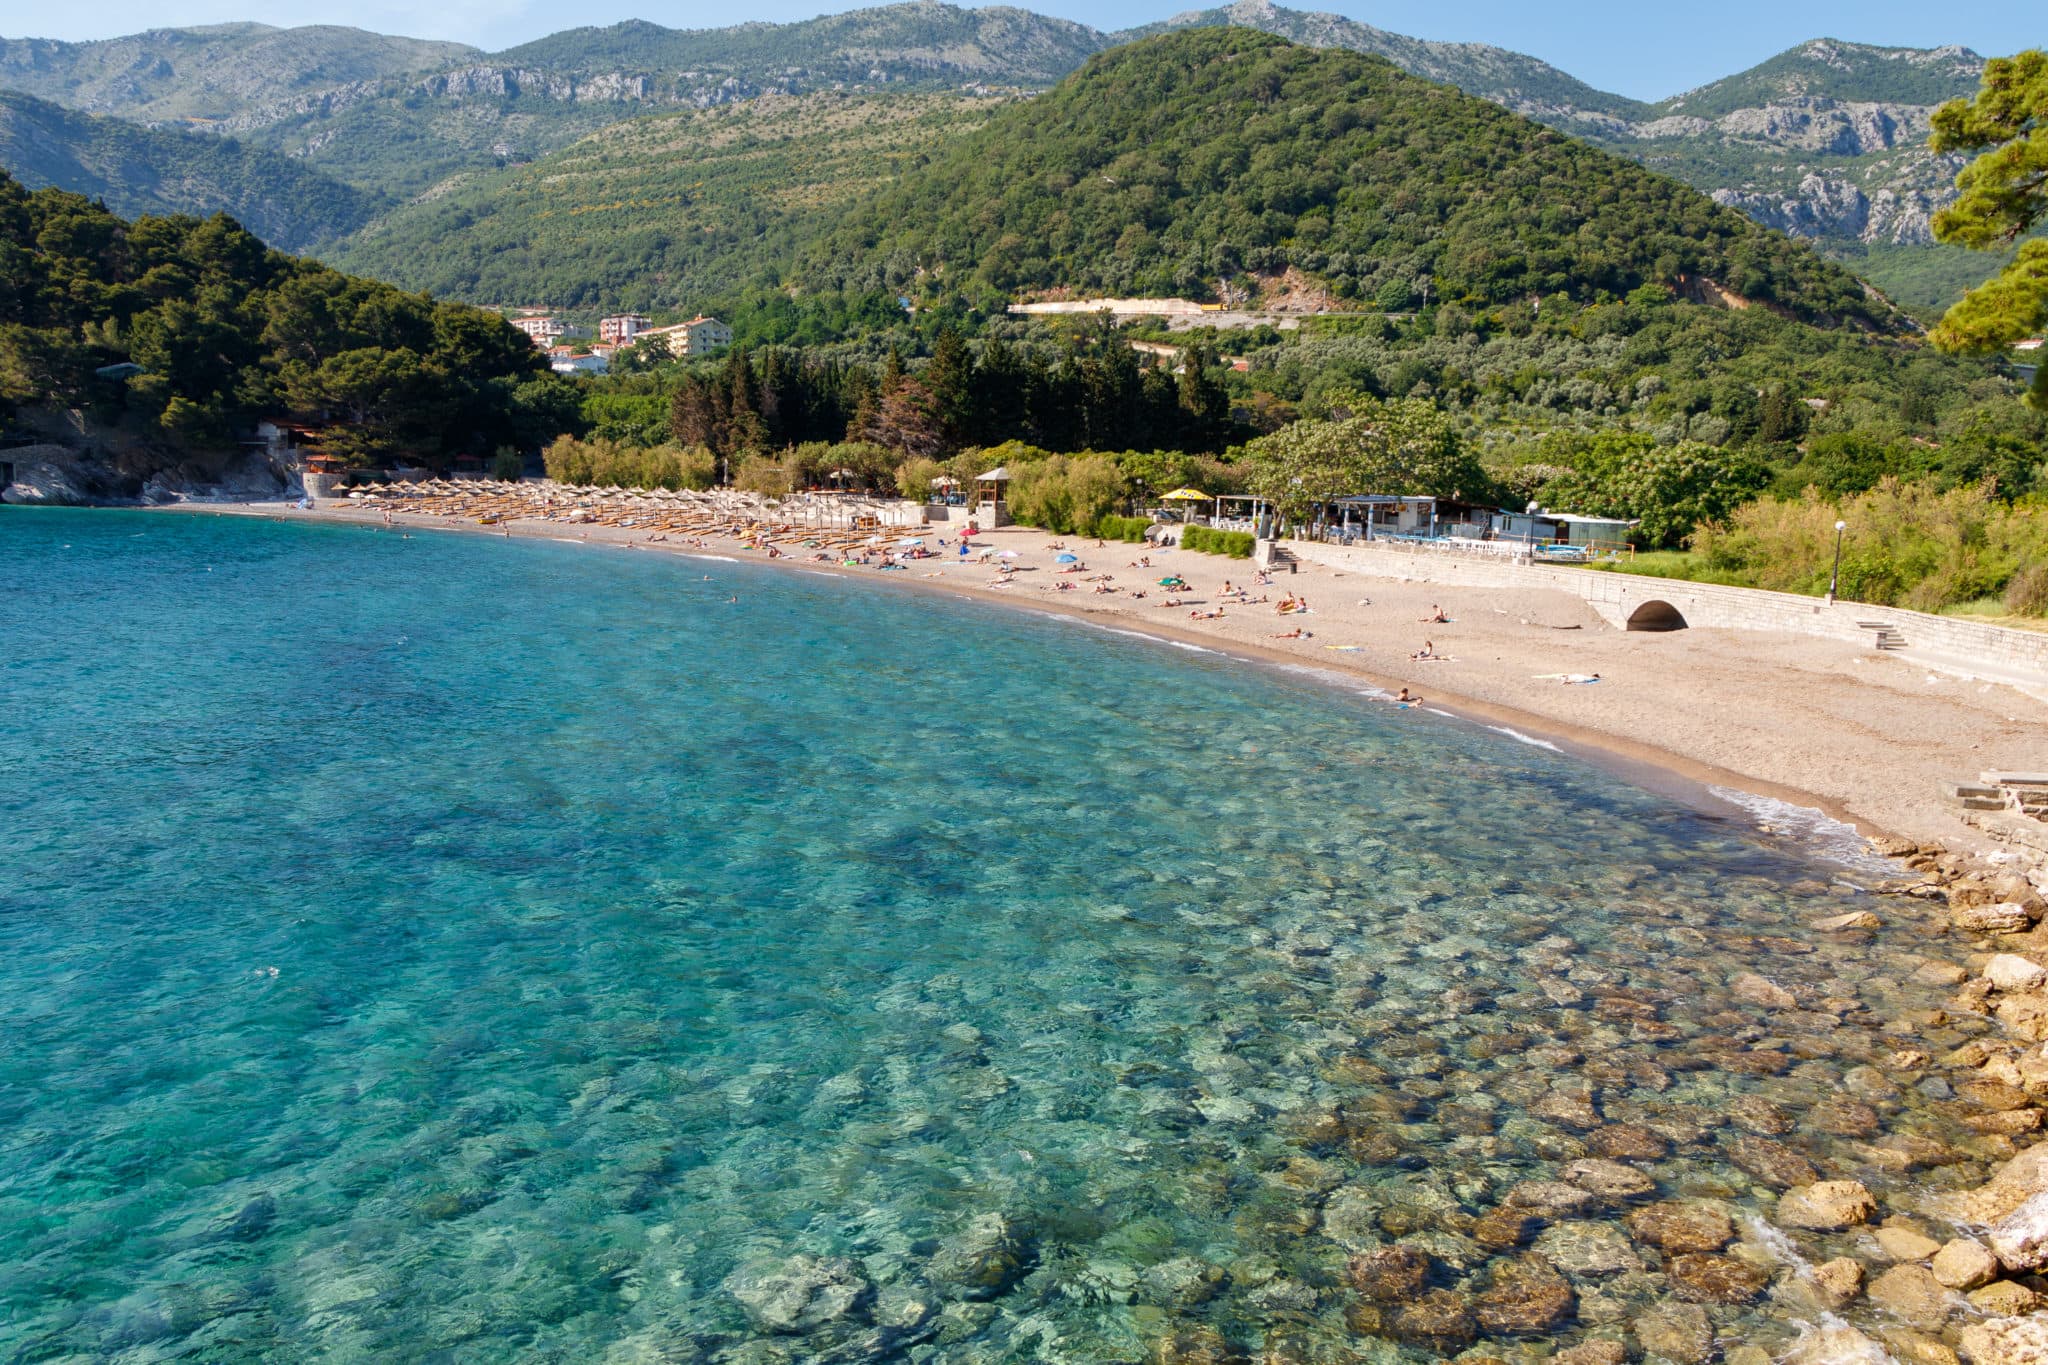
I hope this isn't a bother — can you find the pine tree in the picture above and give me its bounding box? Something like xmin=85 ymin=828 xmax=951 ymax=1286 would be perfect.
xmin=923 ymin=324 xmax=972 ymax=448
xmin=1930 ymin=49 xmax=2048 ymax=406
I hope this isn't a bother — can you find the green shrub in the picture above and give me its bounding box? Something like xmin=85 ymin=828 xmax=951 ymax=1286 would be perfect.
xmin=1176 ymin=526 xmax=1254 ymax=556
xmin=2007 ymin=564 xmax=2048 ymax=618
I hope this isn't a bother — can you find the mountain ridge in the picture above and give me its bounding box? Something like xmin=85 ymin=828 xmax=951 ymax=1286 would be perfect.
xmin=0 ymin=5 xmax=2000 ymax=307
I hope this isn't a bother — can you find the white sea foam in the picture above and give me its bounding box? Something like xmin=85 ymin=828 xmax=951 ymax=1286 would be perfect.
xmin=1707 ymin=786 xmax=1893 ymax=872
xmin=802 ymin=571 xmax=844 ymax=579
xmin=686 ymin=554 xmax=741 ymax=563
xmin=1423 ymin=707 xmax=1456 ymax=718
xmin=1486 ymin=726 xmax=1563 ymax=752
xmin=1167 ymin=641 xmax=1216 ymax=654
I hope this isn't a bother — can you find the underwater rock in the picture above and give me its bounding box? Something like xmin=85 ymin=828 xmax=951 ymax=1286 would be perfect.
xmin=1471 ymin=1207 xmax=1543 ymax=1249
xmin=1775 ymin=1180 xmax=1877 ymax=1231
xmin=1556 ymin=1342 xmax=1628 ymax=1365
xmin=1731 ymin=973 xmax=1797 ymax=1009
xmin=1533 ymin=1088 xmax=1602 ymax=1129
xmin=724 ymin=1255 xmax=873 ymax=1334
xmin=1142 ymin=1257 xmax=1225 ymax=1307
xmin=1959 ymin=1318 xmax=2048 ymax=1365
xmin=1728 ymin=1095 xmax=1795 ymax=1136
xmin=1562 ymin=1159 xmax=1657 ymax=1199
xmin=1727 ymin=1134 xmax=1821 ymax=1187
xmin=1633 ymin=1302 xmax=1714 ymax=1364
xmin=1808 ymin=1097 xmax=1883 ymax=1138
xmin=1875 ymin=1226 xmax=1943 ymax=1261
xmin=204 ymin=1193 xmax=277 ymax=1243
xmin=1386 ymin=1288 xmax=1476 ymax=1351
xmin=1505 ymin=1180 xmax=1601 ymax=1219
xmin=1153 ymin=1326 xmax=1240 ymax=1365
xmin=1780 ymin=1322 xmax=1890 ymax=1365
xmin=1624 ymin=1202 xmax=1735 ymax=1253
xmin=929 ymin=1213 xmax=1030 ymax=1300
xmin=1587 ymin=1124 xmax=1671 ymax=1160
xmin=1930 ymin=1238 xmax=1999 ymax=1290
xmin=1808 ymin=1257 xmax=1865 ymax=1308
xmin=1534 ymin=1221 xmax=1643 ymax=1276
xmin=1667 ymin=1252 xmax=1770 ymax=1303
xmin=1813 ymin=911 xmax=1882 ymax=931
xmin=1472 ymin=1254 xmax=1575 ymax=1335
xmin=1346 ymin=1245 xmax=1428 ymax=1302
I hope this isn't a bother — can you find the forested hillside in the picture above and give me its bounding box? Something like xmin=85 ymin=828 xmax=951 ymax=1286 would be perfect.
xmin=805 ymin=31 xmax=1892 ymax=326
xmin=326 ymin=92 xmax=1005 ymax=308
xmin=0 ymin=91 xmax=381 ymax=251
xmin=0 ymin=171 xmax=574 ymax=467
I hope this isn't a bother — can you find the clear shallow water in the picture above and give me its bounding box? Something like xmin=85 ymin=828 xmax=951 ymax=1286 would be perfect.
xmin=0 ymin=509 xmax=1995 ymax=1362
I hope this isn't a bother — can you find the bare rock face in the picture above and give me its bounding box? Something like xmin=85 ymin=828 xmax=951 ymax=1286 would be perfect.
xmin=1959 ymin=1317 xmax=2048 ymax=1365
xmin=1775 ymin=1180 xmax=1878 ymax=1231
xmin=1988 ymin=1191 xmax=2048 ymax=1272
xmin=1930 ymin=1238 xmax=1998 ymax=1290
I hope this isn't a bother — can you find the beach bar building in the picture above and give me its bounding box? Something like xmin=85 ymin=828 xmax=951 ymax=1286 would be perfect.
xmin=974 ymin=466 xmax=1011 ymax=527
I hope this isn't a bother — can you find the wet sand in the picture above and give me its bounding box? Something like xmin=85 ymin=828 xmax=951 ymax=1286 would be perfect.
xmin=155 ymin=499 xmax=2048 ymax=859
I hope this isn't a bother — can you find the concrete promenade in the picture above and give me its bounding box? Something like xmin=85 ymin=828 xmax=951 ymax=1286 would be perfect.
xmin=1285 ymin=539 xmax=2048 ymax=696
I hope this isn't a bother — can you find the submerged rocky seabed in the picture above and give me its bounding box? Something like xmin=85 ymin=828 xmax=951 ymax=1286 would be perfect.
xmin=0 ymin=510 xmax=2031 ymax=1363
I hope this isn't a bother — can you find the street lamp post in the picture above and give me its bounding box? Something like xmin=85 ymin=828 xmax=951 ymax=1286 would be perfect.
xmin=1827 ymin=519 xmax=1847 ymax=604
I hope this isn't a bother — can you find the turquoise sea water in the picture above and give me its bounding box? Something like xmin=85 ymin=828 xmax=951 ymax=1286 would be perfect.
xmin=0 ymin=509 xmax=1993 ymax=1362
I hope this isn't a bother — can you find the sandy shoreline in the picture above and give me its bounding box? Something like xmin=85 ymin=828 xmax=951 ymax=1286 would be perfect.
xmin=131 ymin=497 xmax=2048 ymax=859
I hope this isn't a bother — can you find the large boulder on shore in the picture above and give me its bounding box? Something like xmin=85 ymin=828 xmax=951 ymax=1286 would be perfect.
xmin=1960 ymin=1317 xmax=2048 ymax=1365
xmin=1989 ymin=1191 xmax=2048 ymax=1272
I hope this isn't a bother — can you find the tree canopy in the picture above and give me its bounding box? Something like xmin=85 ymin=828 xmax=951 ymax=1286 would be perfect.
xmin=0 ymin=170 xmax=576 ymax=465
xmin=1932 ymin=49 xmax=2048 ymax=405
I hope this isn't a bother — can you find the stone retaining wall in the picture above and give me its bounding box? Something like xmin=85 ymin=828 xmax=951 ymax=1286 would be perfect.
xmin=1286 ymin=540 xmax=2048 ymax=680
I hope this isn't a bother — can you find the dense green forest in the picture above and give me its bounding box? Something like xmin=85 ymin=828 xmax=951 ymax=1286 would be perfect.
xmin=801 ymin=31 xmax=1894 ymax=325
xmin=325 ymin=93 xmax=1005 ymax=308
xmin=0 ymin=91 xmax=382 ymax=252
xmin=0 ymin=171 xmax=576 ymax=466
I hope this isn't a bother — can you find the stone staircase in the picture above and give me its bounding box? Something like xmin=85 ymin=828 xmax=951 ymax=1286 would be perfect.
xmin=1856 ymin=619 xmax=1909 ymax=650
xmin=1958 ymin=773 xmax=2048 ymax=819
xmin=1260 ymin=541 xmax=1301 ymax=575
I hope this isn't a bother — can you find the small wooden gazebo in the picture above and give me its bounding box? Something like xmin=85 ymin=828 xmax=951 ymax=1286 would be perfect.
xmin=974 ymin=466 xmax=1011 ymax=526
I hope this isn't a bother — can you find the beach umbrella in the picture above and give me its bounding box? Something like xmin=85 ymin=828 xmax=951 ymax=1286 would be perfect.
xmin=997 ymin=550 xmax=1019 ymax=559
xmin=1056 ymin=552 xmax=1078 ymax=563
xmin=1160 ymin=488 xmax=1209 ymax=501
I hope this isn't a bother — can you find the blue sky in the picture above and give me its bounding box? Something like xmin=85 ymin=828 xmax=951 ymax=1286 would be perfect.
xmin=9 ymin=0 xmax=2035 ymax=101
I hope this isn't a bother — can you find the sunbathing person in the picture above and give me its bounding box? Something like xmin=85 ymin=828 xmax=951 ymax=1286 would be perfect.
xmin=1411 ymin=640 xmax=1435 ymax=659
xmin=1270 ymin=627 xmax=1311 ymax=639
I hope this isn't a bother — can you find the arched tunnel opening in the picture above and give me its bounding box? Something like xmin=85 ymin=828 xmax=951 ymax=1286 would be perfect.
xmin=1626 ymin=600 xmax=1688 ymax=632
